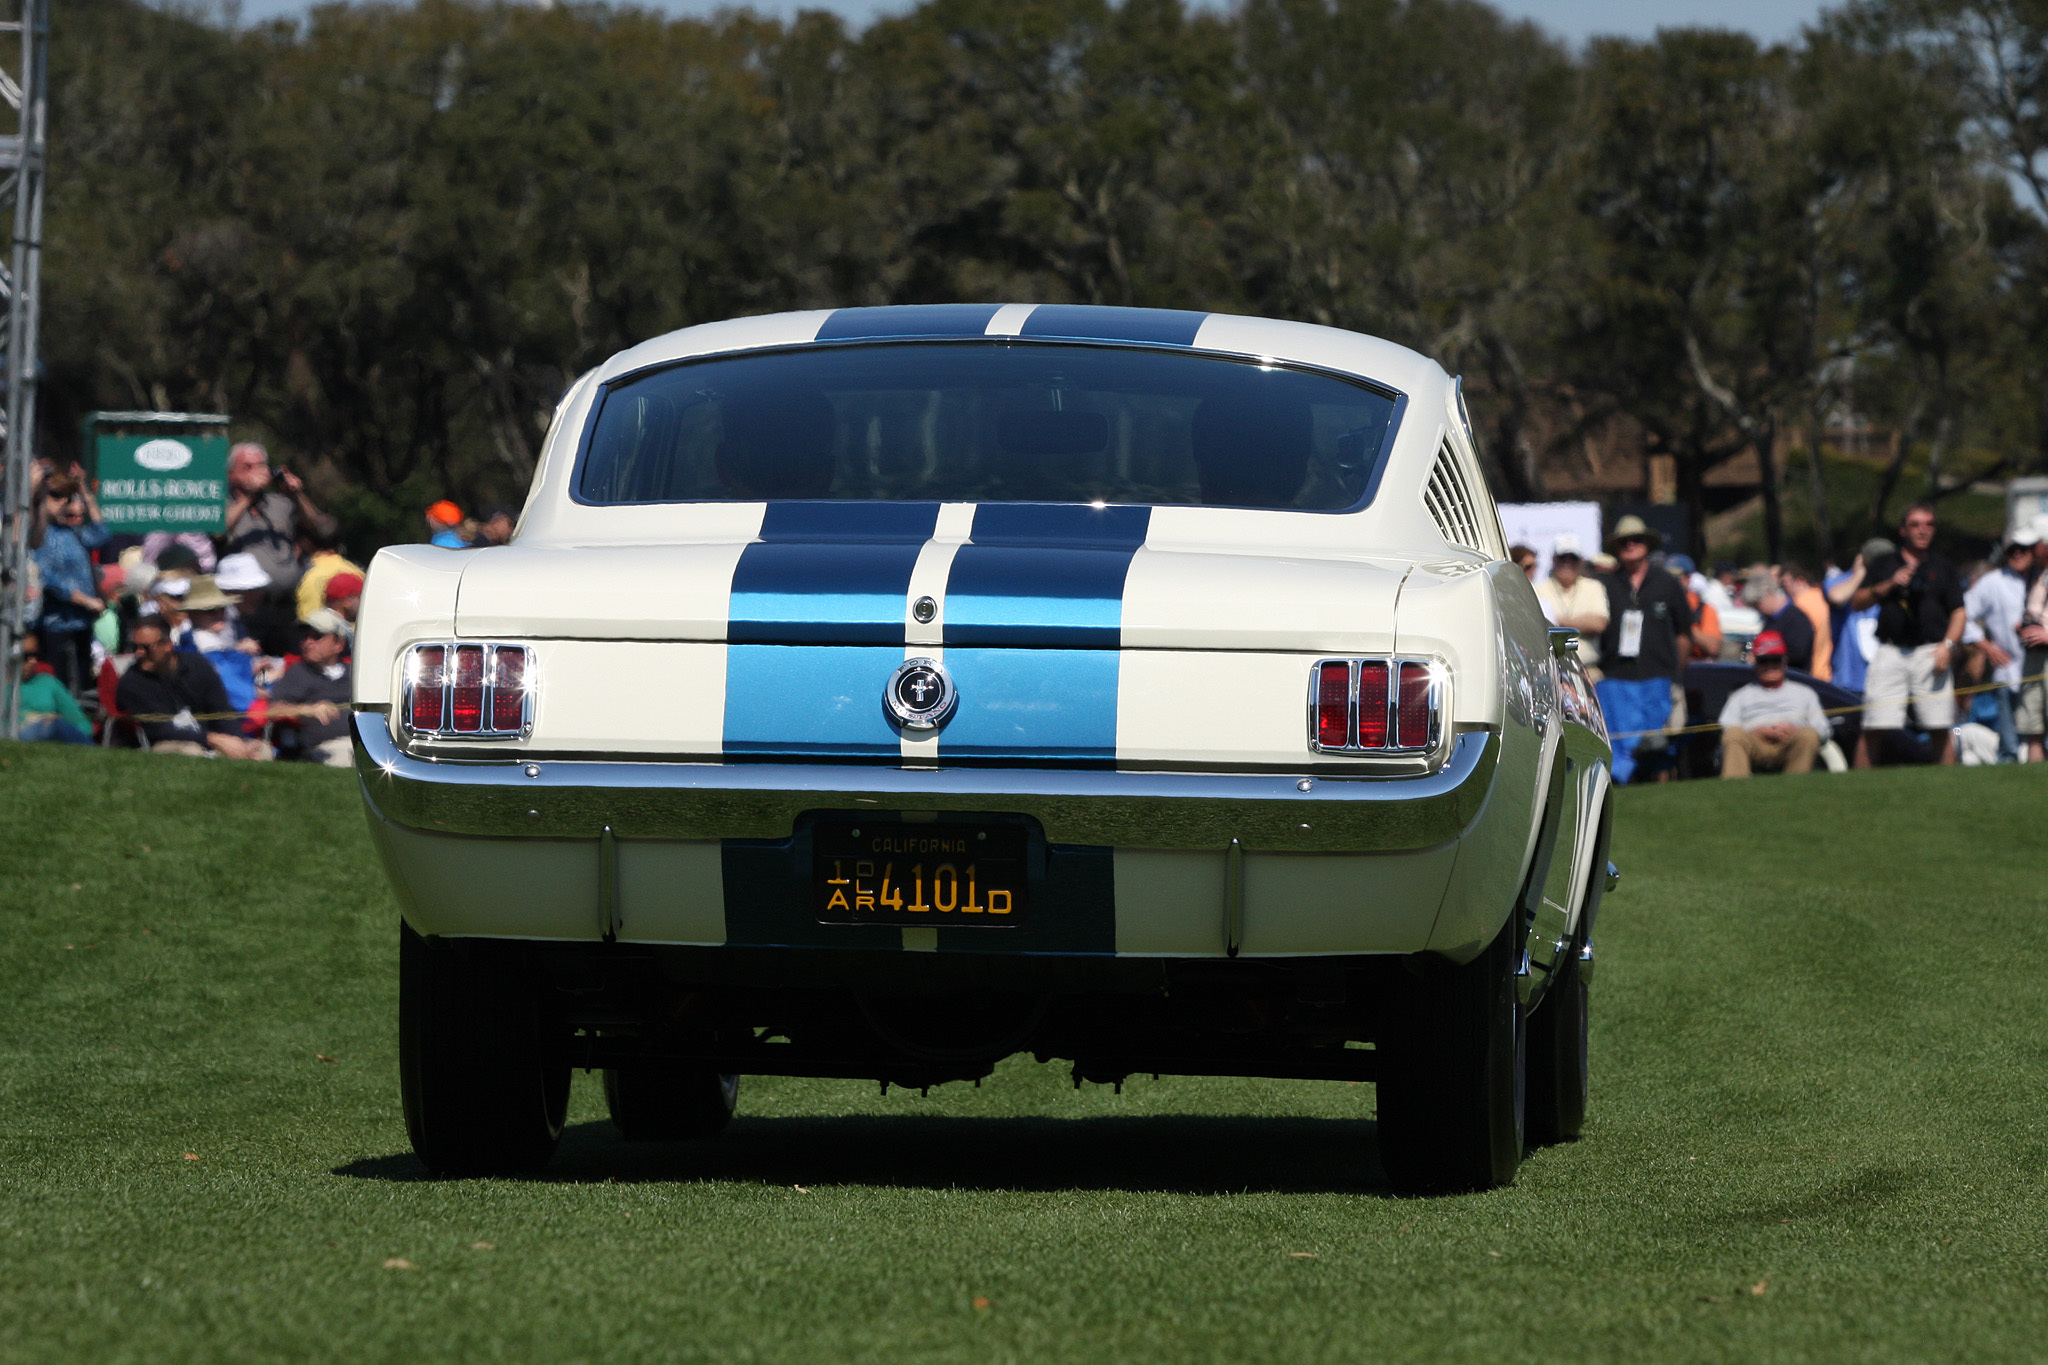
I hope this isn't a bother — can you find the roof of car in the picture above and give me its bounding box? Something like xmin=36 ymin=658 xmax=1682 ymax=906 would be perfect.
xmin=598 ymin=304 xmax=1445 ymax=399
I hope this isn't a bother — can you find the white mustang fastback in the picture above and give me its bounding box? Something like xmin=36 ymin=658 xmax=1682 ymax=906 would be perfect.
xmin=353 ymin=303 xmax=1615 ymax=1190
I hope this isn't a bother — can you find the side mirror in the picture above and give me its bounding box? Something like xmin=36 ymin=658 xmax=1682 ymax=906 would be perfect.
xmin=1548 ymin=627 xmax=1580 ymax=660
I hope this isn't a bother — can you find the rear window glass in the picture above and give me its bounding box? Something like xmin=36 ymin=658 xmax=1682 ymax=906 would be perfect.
xmin=576 ymin=342 xmax=1400 ymax=511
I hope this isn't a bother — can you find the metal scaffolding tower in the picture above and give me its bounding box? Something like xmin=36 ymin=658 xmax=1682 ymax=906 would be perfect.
xmin=0 ymin=0 xmax=46 ymax=739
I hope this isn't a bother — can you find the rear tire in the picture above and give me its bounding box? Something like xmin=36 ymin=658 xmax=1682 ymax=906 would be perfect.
xmin=1376 ymin=916 xmax=1526 ymax=1193
xmin=1525 ymin=946 xmax=1589 ymax=1146
xmin=604 ymin=1066 xmax=739 ymax=1140
xmin=399 ymin=922 xmax=568 ymax=1177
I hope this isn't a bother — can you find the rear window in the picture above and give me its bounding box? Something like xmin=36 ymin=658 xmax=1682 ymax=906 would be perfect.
xmin=576 ymin=341 xmax=1400 ymax=511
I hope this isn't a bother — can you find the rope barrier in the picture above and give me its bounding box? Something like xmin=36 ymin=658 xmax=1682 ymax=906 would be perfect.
xmin=1605 ymin=669 xmax=2047 ymax=741
xmin=115 ymin=708 xmax=335 ymax=725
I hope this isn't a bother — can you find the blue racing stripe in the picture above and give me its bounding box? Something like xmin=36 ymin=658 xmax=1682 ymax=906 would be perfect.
xmin=728 ymin=502 xmax=937 ymax=645
xmin=940 ymin=648 xmax=1120 ymax=763
xmin=815 ymin=304 xmax=1006 ymax=341
xmin=723 ymin=645 xmax=904 ymax=758
xmin=1018 ymin=305 xmax=1207 ymax=347
xmin=756 ymin=501 xmax=941 ymax=543
xmin=944 ymin=504 xmax=1151 ymax=648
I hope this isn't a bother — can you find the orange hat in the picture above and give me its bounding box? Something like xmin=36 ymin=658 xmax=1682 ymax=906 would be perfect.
xmin=426 ymin=500 xmax=464 ymax=526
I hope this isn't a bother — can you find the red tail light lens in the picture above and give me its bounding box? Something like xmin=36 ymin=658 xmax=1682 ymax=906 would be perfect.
xmin=1310 ymin=657 xmax=1442 ymax=755
xmin=408 ymin=646 xmax=445 ymax=731
xmin=1315 ymin=661 xmax=1351 ymax=749
xmin=405 ymin=642 xmax=530 ymax=738
xmin=1356 ymin=661 xmax=1390 ymax=749
xmin=1396 ymin=661 xmax=1433 ymax=748
xmin=490 ymin=647 xmax=527 ymax=731
xmin=449 ymin=644 xmax=485 ymax=732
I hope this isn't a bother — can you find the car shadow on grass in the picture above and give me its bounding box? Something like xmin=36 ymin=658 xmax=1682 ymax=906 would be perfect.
xmin=334 ymin=1113 xmax=1395 ymax=1194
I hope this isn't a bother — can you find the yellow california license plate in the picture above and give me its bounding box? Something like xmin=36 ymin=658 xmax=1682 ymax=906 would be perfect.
xmin=814 ymin=822 xmax=1027 ymax=926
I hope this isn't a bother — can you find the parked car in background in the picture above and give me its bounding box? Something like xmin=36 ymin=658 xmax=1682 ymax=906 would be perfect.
xmin=353 ymin=304 xmax=1616 ymax=1192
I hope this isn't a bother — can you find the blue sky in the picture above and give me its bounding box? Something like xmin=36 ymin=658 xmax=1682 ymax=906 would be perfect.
xmin=221 ymin=0 xmax=1839 ymax=46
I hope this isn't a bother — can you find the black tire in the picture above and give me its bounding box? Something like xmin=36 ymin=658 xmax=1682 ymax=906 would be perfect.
xmin=1375 ymin=916 xmax=1526 ymax=1193
xmin=1525 ymin=946 xmax=1588 ymax=1146
xmin=399 ymin=922 xmax=569 ymax=1177
xmin=604 ymin=1065 xmax=739 ymax=1141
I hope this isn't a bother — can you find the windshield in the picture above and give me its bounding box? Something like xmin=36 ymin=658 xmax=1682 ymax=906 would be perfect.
xmin=576 ymin=341 xmax=1400 ymax=511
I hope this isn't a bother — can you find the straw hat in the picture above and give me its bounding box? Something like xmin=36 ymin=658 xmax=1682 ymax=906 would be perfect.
xmin=1605 ymin=514 xmax=1662 ymax=551
xmin=180 ymin=575 xmax=232 ymax=612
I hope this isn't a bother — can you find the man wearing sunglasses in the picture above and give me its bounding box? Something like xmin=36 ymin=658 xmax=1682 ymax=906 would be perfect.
xmin=1852 ymin=501 xmax=1964 ymax=766
xmin=1717 ymin=631 xmax=1829 ymax=777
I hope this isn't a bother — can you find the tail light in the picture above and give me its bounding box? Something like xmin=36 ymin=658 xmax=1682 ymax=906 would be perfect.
xmin=449 ymin=645 xmax=485 ymax=732
xmin=1308 ymin=656 xmax=1444 ymax=756
xmin=1314 ymin=661 xmax=1350 ymax=749
xmin=491 ymin=648 xmax=527 ymax=731
xmin=1396 ymin=661 xmax=1433 ymax=748
xmin=401 ymin=642 xmax=533 ymax=740
xmin=406 ymin=646 xmax=446 ymax=731
xmin=1356 ymin=661 xmax=1390 ymax=749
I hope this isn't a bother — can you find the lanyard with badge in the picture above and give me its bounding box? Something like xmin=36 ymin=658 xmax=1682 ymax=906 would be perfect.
xmin=1618 ymin=575 xmax=1646 ymax=658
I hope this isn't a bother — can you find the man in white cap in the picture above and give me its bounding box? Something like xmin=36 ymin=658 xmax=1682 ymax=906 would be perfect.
xmin=1535 ymin=533 xmax=1607 ymax=672
xmin=2017 ymin=516 xmax=2048 ymax=762
xmin=214 ymin=550 xmax=294 ymax=659
xmin=1966 ymin=529 xmax=2035 ymax=761
xmin=268 ymin=608 xmax=355 ymax=767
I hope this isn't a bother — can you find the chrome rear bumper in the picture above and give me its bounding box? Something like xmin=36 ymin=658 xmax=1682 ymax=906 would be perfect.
xmin=352 ymin=714 xmax=1496 ymax=853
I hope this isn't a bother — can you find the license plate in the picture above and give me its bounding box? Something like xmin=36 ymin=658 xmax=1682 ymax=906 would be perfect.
xmin=814 ymin=822 xmax=1027 ymax=926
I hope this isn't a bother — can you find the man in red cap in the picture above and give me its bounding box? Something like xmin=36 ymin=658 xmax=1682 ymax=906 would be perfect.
xmin=1715 ymin=631 xmax=1831 ymax=777
xmin=323 ymin=571 xmax=364 ymax=626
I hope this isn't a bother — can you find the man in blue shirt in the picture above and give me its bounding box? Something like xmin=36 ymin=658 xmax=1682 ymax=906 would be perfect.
xmin=1823 ymin=537 xmax=1891 ymax=696
xmin=30 ymin=463 xmax=110 ymax=699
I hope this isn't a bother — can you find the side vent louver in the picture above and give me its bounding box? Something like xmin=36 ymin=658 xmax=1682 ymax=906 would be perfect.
xmin=1424 ymin=441 xmax=1486 ymax=551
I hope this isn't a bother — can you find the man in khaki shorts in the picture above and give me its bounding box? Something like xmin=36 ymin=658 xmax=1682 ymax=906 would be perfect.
xmin=1852 ymin=501 xmax=1965 ymax=766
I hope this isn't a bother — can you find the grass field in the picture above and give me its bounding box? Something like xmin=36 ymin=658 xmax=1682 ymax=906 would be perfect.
xmin=2 ymin=742 xmax=2046 ymax=1363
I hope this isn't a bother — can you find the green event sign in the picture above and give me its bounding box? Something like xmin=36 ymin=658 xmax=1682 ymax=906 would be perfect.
xmin=94 ymin=433 xmax=231 ymax=534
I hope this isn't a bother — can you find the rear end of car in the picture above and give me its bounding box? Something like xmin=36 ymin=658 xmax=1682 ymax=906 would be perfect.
xmin=355 ymin=304 xmax=1609 ymax=1188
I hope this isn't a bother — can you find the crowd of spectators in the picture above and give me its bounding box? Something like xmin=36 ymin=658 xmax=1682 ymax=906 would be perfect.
xmin=16 ymin=447 xmax=2038 ymax=787
xmin=1512 ymin=499 xmax=2048 ymax=783
xmin=11 ymin=445 xmax=503 ymax=764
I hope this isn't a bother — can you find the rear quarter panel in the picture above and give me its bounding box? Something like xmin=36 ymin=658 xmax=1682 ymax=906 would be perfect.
xmin=1399 ymin=559 xmax=1557 ymax=958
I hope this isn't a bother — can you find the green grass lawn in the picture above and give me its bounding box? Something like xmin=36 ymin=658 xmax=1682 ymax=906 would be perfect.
xmin=2 ymin=742 xmax=2046 ymax=1363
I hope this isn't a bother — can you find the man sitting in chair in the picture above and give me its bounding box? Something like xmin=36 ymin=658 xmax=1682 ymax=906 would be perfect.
xmin=1717 ymin=630 xmax=1830 ymax=778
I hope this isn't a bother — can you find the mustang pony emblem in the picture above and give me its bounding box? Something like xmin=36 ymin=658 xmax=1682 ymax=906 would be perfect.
xmin=886 ymin=657 xmax=957 ymax=731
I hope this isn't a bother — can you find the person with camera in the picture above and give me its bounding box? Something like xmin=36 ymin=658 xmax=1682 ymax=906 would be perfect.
xmin=1851 ymin=501 xmax=1965 ymax=766
xmin=222 ymin=441 xmax=336 ymax=605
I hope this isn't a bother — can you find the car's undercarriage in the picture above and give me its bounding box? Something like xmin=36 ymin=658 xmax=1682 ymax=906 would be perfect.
xmin=458 ymin=937 xmax=1401 ymax=1091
